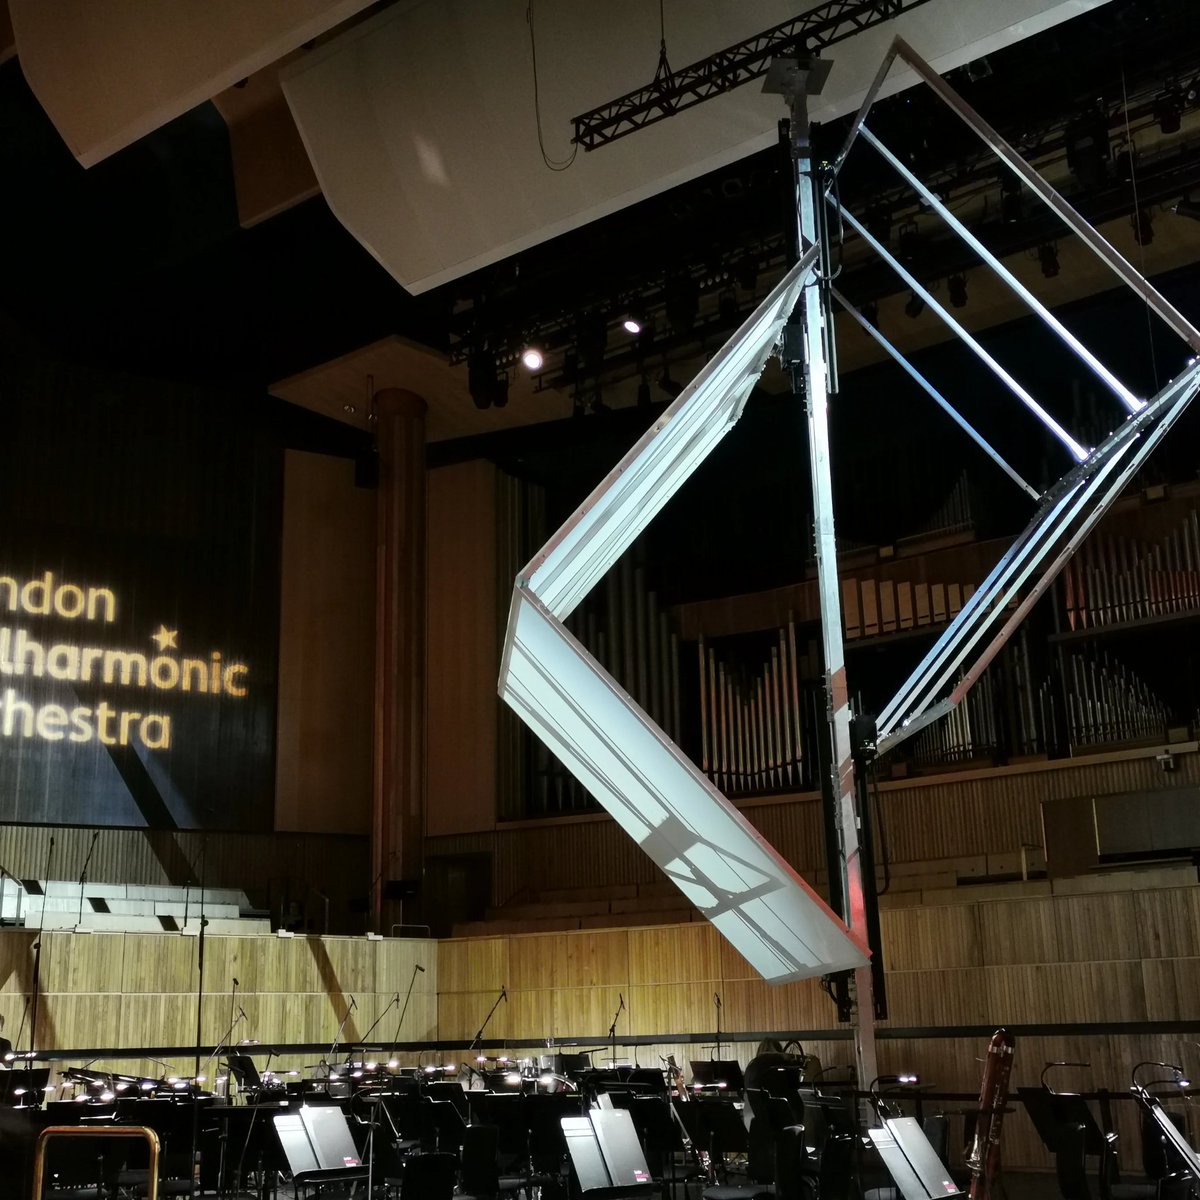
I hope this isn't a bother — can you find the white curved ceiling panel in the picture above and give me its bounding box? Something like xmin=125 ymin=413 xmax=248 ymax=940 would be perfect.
xmin=281 ymin=0 xmax=1109 ymax=293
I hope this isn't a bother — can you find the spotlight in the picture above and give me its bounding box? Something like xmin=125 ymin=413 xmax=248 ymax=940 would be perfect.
xmin=520 ymin=345 xmax=545 ymax=372
xmin=468 ymin=351 xmax=508 ymax=410
xmin=948 ymin=273 xmax=968 ymax=308
xmin=1155 ymin=88 xmax=1183 ymax=135
xmin=1173 ymin=194 xmax=1200 ymax=222
xmin=621 ymin=309 xmax=647 ymax=336
xmin=1132 ymin=207 xmax=1154 ymax=246
xmin=904 ymin=291 xmax=925 ymax=319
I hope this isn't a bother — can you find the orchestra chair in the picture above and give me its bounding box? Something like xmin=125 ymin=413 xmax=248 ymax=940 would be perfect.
xmin=458 ymin=1122 xmax=530 ymax=1199
xmin=386 ymin=1148 xmax=457 ymax=1200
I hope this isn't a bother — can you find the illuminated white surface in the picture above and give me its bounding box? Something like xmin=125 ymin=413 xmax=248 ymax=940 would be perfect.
xmin=281 ymin=0 xmax=1110 ymax=292
xmin=501 ymin=589 xmax=867 ymax=981
xmin=525 ymin=247 xmax=817 ymax=620
xmin=499 ymin=254 xmax=868 ymax=983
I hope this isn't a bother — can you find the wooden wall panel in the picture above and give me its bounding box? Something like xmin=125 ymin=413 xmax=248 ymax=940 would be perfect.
xmin=426 ymin=460 xmax=499 ymax=838
xmin=1053 ymin=893 xmax=1141 ymax=962
xmin=554 ymin=986 xmax=628 ymax=1040
xmin=42 ymin=931 xmax=125 ymax=994
xmin=438 ymin=936 xmax=507 ymax=994
xmin=627 ymin=984 xmax=712 ymax=1038
xmin=881 ymin=904 xmax=981 ymax=971
xmin=438 ymin=990 xmax=512 ymax=1043
xmin=976 ymin=898 xmax=1060 ymax=965
xmin=1134 ymin=887 xmax=1200 ymax=959
xmin=629 ymin=926 xmax=720 ymax=985
xmin=121 ymin=934 xmax=196 ymax=994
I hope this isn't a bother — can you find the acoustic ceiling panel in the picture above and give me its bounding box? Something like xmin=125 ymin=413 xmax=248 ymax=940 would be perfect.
xmin=11 ymin=0 xmax=377 ymax=167
xmin=281 ymin=0 xmax=1110 ymax=293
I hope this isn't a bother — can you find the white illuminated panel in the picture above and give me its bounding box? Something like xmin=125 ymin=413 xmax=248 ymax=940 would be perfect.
xmin=526 ymin=247 xmax=817 ymax=620
xmin=502 ymin=589 xmax=868 ymax=981
xmin=499 ymin=252 xmax=868 ymax=983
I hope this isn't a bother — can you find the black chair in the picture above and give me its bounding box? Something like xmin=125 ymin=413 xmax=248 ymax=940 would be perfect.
xmin=394 ymin=1149 xmax=458 ymax=1200
xmin=459 ymin=1122 xmax=528 ymax=1199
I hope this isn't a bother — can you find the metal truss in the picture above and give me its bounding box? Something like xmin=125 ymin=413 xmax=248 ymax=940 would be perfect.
xmin=570 ymin=0 xmax=935 ymax=152
xmin=830 ymin=37 xmax=1200 ymax=752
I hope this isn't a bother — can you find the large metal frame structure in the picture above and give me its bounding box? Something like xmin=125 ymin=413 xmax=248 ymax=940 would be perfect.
xmin=501 ymin=31 xmax=1200 ymax=1090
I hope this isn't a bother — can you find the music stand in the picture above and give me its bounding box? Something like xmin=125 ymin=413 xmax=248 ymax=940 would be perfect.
xmin=867 ymin=1117 xmax=963 ymax=1199
xmin=689 ymin=1061 xmax=744 ymax=1093
xmin=272 ymin=1106 xmax=366 ymax=1197
xmin=1131 ymin=1086 xmax=1200 ymax=1183
xmin=562 ymin=1109 xmax=654 ymax=1197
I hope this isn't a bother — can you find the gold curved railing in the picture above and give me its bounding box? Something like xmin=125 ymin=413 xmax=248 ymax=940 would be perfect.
xmin=32 ymin=1124 xmax=161 ymax=1200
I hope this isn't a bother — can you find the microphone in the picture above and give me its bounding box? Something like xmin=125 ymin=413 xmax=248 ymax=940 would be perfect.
xmin=618 ymin=993 xmax=625 ymax=1012
xmin=501 ymin=986 xmax=507 ymax=1002
xmin=416 ymin=964 xmax=426 ymax=973
xmin=349 ymin=995 xmax=358 ymax=1010
xmin=238 ymin=1006 xmax=248 ymax=1023
xmin=713 ymin=993 xmax=722 ymax=1009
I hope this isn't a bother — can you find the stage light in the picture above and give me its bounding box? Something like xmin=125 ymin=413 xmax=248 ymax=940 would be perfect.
xmin=948 ymin=273 xmax=968 ymax=308
xmin=897 ymin=1073 xmax=919 ymax=1085
xmin=1038 ymin=243 xmax=1060 ymax=278
xmin=1173 ymin=195 xmax=1200 ymax=222
xmin=1155 ymin=88 xmax=1183 ymax=135
xmin=387 ymin=1058 xmax=399 ymax=1068
xmin=621 ymin=308 xmax=647 ymax=336
xmin=469 ymin=351 xmax=505 ymax=409
xmin=521 ymin=345 xmax=545 ymax=372
xmin=904 ymin=291 xmax=925 ymax=319
xmin=1132 ymin=208 xmax=1154 ymax=246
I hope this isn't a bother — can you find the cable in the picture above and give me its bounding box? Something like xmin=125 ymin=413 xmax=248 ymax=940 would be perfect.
xmin=1120 ymin=63 xmax=1161 ymax=393
xmin=526 ymin=1 xmax=578 ymax=173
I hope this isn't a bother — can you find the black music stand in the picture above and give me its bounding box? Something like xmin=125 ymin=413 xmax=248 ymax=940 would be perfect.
xmin=1018 ymin=1087 xmax=1106 ymax=1156
xmin=562 ymin=1108 xmax=654 ymax=1197
xmin=273 ymin=1105 xmax=366 ymax=1198
xmin=1132 ymin=1086 xmax=1200 ymax=1183
xmin=867 ymin=1117 xmax=964 ymax=1199
xmin=689 ymin=1061 xmax=744 ymax=1094
xmin=0 ymin=1067 xmax=47 ymax=1105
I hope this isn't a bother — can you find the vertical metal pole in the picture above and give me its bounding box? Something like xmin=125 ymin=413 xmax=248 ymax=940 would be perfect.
xmin=782 ymin=71 xmax=878 ymax=1089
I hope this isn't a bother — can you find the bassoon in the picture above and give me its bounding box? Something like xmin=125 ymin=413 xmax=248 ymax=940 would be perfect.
xmin=966 ymin=1028 xmax=1015 ymax=1199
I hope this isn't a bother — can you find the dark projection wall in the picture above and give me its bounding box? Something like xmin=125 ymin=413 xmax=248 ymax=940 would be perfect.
xmin=0 ymin=354 xmax=281 ymax=830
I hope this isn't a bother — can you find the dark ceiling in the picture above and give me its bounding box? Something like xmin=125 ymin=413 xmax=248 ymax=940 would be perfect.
xmin=0 ymin=0 xmax=1198 ymax=403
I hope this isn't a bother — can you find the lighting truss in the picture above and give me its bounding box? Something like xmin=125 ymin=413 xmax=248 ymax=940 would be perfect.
xmin=830 ymin=37 xmax=1200 ymax=753
xmin=570 ymin=0 xmax=936 ymax=152
xmin=499 ymin=247 xmax=871 ymax=984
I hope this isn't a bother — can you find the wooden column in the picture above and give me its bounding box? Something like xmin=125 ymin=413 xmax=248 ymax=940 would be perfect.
xmin=372 ymin=388 xmax=427 ymax=929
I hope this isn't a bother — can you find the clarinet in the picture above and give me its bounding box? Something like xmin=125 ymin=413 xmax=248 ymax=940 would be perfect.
xmin=966 ymin=1029 xmax=1015 ymax=1199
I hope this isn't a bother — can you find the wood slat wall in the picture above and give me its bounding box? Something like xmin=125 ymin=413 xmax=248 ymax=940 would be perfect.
xmin=437 ymin=879 xmax=1200 ymax=1170
xmin=426 ymin=746 xmax=1200 ymax=907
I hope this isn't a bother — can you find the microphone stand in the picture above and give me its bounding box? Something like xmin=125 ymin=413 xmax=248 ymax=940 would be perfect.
xmin=326 ymin=996 xmax=358 ymax=1078
xmin=202 ymin=1007 xmax=247 ymax=1083
xmin=360 ymin=989 xmax=403 ymax=1200
xmin=469 ymin=987 xmax=508 ymax=1055
xmin=714 ymin=993 xmax=722 ymax=1061
xmin=352 ymin=993 xmax=400 ymax=1066
xmin=76 ymin=831 xmax=99 ymax=928
xmin=390 ymin=964 xmax=426 ymax=1064
xmin=607 ymin=995 xmax=625 ymax=1070
xmin=28 ymin=836 xmax=54 ymax=1069
xmin=191 ymin=837 xmax=209 ymax=1198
